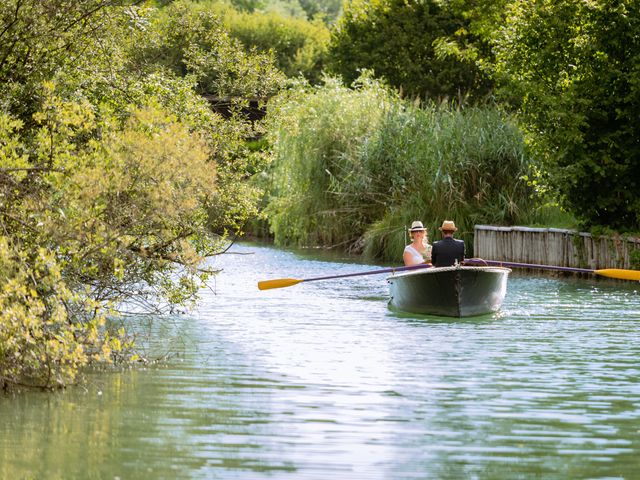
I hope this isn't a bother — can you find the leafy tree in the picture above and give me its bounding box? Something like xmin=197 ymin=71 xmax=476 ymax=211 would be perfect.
xmin=430 ymin=0 xmax=509 ymax=77
xmin=297 ymin=0 xmax=342 ymax=23
xmin=259 ymin=0 xmax=307 ymax=18
xmin=0 ymin=84 xmax=224 ymax=388
xmin=229 ymin=0 xmax=266 ymax=12
xmin=131 ymin=0 xmax=285 ymax=98
xmin=221 ymin=6 xmax=330 ymax=82
xmin=227 ymin=0 xmax=342 ymax=23
xmin=0 ymin=1 xmax=133 ymax=85
xmin=493 ymin=0 xmax=640 ymax=230
xmin=0 ymin=0 xmax=141 ymax=122
xmin=0 ymin=0 xmax=276 ymax=388
xmin=327 ymin=0 xmax=492 ymax=101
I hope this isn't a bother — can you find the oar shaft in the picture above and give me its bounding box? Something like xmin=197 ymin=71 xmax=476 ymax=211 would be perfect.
xmin=299 ymin=263 xmax=431 ymax=283
xmin=465 ymin=258 xmax=640 ymax=281
xmin=464 ymin=258 xmax=594 ymax=274
xmin=258 ymin=263 xmax=432 ymax=290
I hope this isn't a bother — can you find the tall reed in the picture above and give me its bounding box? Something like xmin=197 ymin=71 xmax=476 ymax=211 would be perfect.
xmin=264 ymin=76 xmax=540 ymax=260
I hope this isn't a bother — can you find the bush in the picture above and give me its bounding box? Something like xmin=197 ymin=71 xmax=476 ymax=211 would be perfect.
xmin=264 ymin=76 xmax=537 ymax=260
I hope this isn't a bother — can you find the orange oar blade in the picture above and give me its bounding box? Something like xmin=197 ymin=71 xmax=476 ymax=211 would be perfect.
xmin=594 ymin=269 xmax=640 ymax=281
xmin=258 ymin=278 xmax=303 ymax=290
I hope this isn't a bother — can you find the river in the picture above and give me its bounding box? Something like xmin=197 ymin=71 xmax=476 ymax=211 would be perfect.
xmin=1 ymin=242 xmax=639 ymax=479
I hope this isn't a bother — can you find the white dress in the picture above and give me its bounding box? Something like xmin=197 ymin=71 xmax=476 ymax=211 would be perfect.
xmin=404 ymin=245 xmax=425 ymax=264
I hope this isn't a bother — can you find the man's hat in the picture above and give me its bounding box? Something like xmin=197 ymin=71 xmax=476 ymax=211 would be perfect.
xmin=439 ymin=220 xmax=457 ymax=232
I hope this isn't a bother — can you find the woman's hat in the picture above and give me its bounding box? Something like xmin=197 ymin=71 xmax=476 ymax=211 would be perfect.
xmin=439 ymin=220 xmax=457 ymax=232
xmin=409 ymin=221 xmax=426 ymax=232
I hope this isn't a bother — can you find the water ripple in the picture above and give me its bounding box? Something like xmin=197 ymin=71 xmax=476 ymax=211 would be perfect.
xmin=1 ymin=243 xmax=639 ymax=479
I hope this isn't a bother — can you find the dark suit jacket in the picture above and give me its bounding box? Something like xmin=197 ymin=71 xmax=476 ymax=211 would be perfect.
xmin=431 ymin=237 xmax=465 ymax=267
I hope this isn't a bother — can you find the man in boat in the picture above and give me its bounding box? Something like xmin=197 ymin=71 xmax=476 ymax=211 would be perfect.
xmin=431 ymin=220 xmax=465 ymax=267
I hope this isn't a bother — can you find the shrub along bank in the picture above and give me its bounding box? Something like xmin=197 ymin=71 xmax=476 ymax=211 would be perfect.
xmin=262 ymin=76 xmax=547 ymax=261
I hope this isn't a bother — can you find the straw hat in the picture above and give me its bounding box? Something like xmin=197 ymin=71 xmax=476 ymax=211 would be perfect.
xmin=408 ymin=221 xmax=426 ymax=232
xmin=439 ymin=220 xmax=457 ymax=232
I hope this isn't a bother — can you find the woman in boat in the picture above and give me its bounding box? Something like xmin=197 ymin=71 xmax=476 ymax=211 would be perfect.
xmin=403 ymin=221 xmax=432 ymax=266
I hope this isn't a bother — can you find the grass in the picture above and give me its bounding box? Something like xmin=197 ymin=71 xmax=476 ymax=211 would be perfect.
xmin=262 ymin=75 xmax=551 ymax=261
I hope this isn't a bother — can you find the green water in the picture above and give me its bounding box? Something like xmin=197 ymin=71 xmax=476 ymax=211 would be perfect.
xmin=1 ymin=242 xmax=640 ymax=479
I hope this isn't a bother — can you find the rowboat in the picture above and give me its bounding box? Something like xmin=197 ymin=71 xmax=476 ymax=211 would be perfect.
xmin=387 ymin=265 xmax=511 ymax=317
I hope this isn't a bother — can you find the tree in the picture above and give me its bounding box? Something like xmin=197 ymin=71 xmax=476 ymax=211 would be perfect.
xmin=221 ymin=6 xmax=330 ymax=83
xmin=297 ymin=0 xmax=342 ymax=23
xmin=0 ymin=0 xmax=278 ymax=388
xmin=130 ymin=0 xmax=285 ymax=98
xmin=493 ymin=0 xmax=640 ymax=230
xmin=0 ymin=0 xmax=141 ymax=120
xmin=327 ymin=0 xmax=492 ymax=101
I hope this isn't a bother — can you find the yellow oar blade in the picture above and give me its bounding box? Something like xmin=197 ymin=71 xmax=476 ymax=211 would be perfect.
xmin=258 ymin=278 xmax=303 ymax=290
xmin=594 ymin=269 xmax=640 ymax=281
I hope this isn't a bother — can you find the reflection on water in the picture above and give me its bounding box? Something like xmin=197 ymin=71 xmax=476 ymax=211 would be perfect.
xmin=1 ymin=242 xmax=639 ymax=479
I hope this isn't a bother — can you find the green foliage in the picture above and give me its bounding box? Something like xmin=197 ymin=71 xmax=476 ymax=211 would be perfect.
xmin=131 ymin=0 xmax=286 ymax=98
xmin=264 ymin=75 xmax=394 ymax=248
xmin=221 ymin=6 xmax=330 ymax=82
xmin=430 ymin=0 xmax=509 ymax=62
xmin=492 ymin=0 xmax=640 ymax=231
xmin=0 ymin=0 xmax=271 ymax=388
xmin=264 ymin=76 xmax=537 ymax=260
xmin=327 ymin=0 xmax=492 ymax=101
xmin=297 ymin=0 xmax=342 ymax=23
xmin=0 ymin=0 xmax=134 ymax=116
xmin=228 ymin=0 xmax=342 ymax=23
xmin=0 ymin=87 xmax=224 ymax=388
xmin=630 ymin=249 xmax=640 ymax=270
xmin=0 ymin=237 xmax=129 ymax=388
xmin=229 ymin=0 xmax=267 ymax=12
xmin=259 ymin=0 xmax=307 ymax=18
xmin=142 ymin=1 xmax=330 ymax=85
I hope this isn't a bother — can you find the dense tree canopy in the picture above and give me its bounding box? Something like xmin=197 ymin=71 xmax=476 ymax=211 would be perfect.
xmin=328 ymin=0 xmax=492 ymax=101
xmin=131 ymin=0 xmax=286 ymax=98
xmin=221 ymin=6 xmax=330 ymax=82
xmin=492 ymin=0 xmax=640 ymax=230
xmin=0 ymin=0 xmax=281 ymax=388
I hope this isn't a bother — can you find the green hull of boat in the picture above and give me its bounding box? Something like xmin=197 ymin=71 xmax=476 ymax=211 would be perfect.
xmin=388 ymin=266 xmax=510 ymax=317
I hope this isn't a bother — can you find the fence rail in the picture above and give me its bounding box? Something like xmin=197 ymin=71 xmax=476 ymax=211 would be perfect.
xmin=474 ymin=225 xmax=640 ymax=270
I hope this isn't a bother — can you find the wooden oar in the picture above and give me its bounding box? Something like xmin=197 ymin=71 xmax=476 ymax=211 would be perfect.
xmin=258 ymin=263 xmax=431 ymax=290
xmin=464 ymin=258 xmax=640 ymax=281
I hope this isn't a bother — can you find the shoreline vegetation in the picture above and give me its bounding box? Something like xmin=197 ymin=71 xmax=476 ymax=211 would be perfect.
xmin=0 ymin=0 xmax=283 ymax=390
xmin=259 ymin=75 xmax=575 ymax=261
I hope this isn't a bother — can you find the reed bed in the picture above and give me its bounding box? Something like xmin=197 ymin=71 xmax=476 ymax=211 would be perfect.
xmin=264 ymin=77 xmax=542 ymax=260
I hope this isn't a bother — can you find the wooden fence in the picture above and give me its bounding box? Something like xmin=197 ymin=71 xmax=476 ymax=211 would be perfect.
xmin=474 ymin=225 xmax=640 ymax=270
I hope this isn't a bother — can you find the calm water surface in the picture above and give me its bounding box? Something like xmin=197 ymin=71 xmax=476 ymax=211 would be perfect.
xmin=1 ymin=242 xmax=640 ymax=479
